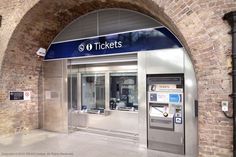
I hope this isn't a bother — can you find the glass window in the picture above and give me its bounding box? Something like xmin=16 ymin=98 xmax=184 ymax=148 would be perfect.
xmin=68 ymin=74 xmax=77 ymax=110
xmin=110 ymin=73 xmax=138 ymax=111
xmin=81 ymin=74 xmax=105 ymax=114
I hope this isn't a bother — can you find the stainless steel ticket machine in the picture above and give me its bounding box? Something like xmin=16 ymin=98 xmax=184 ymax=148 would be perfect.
xmin=147 ymin=75 xmax=185 ymax=154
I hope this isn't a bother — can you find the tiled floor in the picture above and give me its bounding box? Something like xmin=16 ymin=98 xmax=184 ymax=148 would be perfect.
xmin=0 ymin=130 xmax=186 ymax=157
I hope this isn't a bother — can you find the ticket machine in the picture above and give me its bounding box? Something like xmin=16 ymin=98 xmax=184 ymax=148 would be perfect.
xmin=147 ymin=75 xmax=185 ymax=154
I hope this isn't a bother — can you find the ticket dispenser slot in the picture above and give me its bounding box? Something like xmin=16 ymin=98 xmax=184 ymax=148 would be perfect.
xmin=149 ymin=103 xmax=174 ymax=130
xmin=147 ymin=75 xmax=185 ymax=155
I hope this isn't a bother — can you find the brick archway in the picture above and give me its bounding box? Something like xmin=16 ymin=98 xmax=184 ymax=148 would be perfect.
xmin=0 ymin=0 xmax=234 ymax=156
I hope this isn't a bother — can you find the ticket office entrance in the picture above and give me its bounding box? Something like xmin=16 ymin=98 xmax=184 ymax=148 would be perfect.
xmin=43 ymin=49 xmax=197 ymax=156
xmin=42 ymin=9 xmax=197 ymax=156
xmin=68 ymin=59 xmax=139 ymax=135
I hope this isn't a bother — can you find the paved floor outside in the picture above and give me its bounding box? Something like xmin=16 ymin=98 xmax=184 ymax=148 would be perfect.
xmin=0 ymin=130 xmax=185 ymax=157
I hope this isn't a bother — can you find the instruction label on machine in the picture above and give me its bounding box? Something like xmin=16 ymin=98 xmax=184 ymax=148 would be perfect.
xmin=156 ymin=84 xmax=176 ymax=90
xmin=175 ymin=117 xmax=182 ymax=124
xmin=154 ymin=93 xmax=182 ymax=104
xmin=156 ymin=93 xmax=169 ymax=103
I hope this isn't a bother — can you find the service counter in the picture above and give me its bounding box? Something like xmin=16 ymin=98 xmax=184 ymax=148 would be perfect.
xmin=69 ymin=109 xmax=139 ymax=134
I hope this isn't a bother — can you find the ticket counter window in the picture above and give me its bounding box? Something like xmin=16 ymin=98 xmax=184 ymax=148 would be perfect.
xmin=110 ymin=73 xmax=138 ymax=111
xmin=81 ymin=74 xmax=105 ymax=113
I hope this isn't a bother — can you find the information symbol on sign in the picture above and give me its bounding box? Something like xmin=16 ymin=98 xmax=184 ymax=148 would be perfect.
xmin=86 ymin=44 xmax=93 ymax=51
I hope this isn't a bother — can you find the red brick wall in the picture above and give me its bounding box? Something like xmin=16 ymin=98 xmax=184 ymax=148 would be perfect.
xmin=0 ymin=0 xmax=235 ymax=156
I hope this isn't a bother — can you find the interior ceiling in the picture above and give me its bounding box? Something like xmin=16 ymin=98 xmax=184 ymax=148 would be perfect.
xmin=53 ymin=8 xmax=162 ymax=42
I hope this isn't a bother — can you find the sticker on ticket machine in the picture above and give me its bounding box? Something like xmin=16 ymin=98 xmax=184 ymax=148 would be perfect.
xmin=156 ymin=93 xmax=169 ymax=103
xmin=169 ymin=94 xmax=182 ymax=103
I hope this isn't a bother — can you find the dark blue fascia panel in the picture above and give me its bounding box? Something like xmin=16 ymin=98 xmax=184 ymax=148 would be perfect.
xmin=44 ymin=27 xmax=183 ymax=60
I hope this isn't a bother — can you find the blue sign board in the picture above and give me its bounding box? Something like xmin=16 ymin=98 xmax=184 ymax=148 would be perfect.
xmin=169 ymin=94 xmax=182 ymax=103
xmin=45 ymin=27 xmax=182 ymax=60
